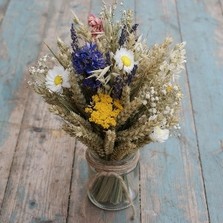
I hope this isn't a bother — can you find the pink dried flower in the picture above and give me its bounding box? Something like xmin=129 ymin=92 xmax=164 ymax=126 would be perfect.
xmin=88 ymin=14 xmax=104 ymax=36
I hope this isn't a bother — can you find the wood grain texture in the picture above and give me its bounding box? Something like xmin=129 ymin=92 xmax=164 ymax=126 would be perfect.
xmin=0 ymin=128 xmax=75 ymax=223
xmin=220 ymin=0 xmax=223 ymax=14
xmin=0 ymin=122 xmax=20 ymax=207
xmin=0 ymin=0 xmax=9 ymax=9
xmin=0 ymin=0 xmax=76 ymax=222
xmin=1 ymin=0 xmax=223 ymax=222
xmin=0 ymin=0 xmax=10 ymax=25
xmin=136 ymin=0 xmax=209 ymax=222
xmin=0 ymin=0 xmax=52 ymax=217
xmin=0 ymin=0 xmax=49 ymax=124
xmin=176 ymin=0 xmax=223 ymax=222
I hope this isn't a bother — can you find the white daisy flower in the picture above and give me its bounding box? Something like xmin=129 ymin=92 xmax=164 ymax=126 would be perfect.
xmin=149 ymin=126 xmax=169 ymax=143
xmin=45 ymin=66 xmax=70 ymax=93
xmin=114 ymin=48 xmax=135 ymax=73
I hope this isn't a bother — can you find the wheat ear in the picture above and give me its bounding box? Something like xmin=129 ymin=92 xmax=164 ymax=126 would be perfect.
xmin=117 ymin=121 xmax=155 ymax=142
xmin=121 ymin=85 xmax=130 ymax=107
xmin=104 ymin=130 xmax=116 ymax=155
xmin=117 ymin=98 xmax=142 ymax=128
xmin=69 ymin=70 xmax=86 ymax=112
xmin=111 ymin=142 xmax=137 ymax=161
xmin=63 ymin=123 xmax=105 ymax=157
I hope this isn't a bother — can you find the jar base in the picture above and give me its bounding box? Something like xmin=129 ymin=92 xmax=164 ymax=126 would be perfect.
xmin=87 ymin=188 xmax=138 ymax=211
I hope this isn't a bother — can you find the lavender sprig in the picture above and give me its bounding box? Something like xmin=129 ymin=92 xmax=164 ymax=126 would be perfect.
xmin=130 ymin=24 xmax=139 ymax=33
xmin=112 ymin=76 xmax=124 ymax=99
xmin=119 ymin=25 xmax=128 ymax=46
xmin=105 ymin=52 xmax=111 ymax=66
xmin=126 ymin=65 xmax=138 ymax=85
xmin=71 ymin=23 xmax=79 ymax=51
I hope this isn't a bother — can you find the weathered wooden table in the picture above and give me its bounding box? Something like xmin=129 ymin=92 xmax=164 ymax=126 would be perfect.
xmin=0 ymin=0 xmax=223 ymax=222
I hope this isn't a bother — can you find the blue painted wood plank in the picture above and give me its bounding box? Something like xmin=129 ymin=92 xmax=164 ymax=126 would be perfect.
xmin=136 ymin=0 xmax=209 ymax=222
xmin=0 ymin=0 xmax=10 ymax=25
xmin=0 ymin=0 xmax=9 ymax=15
xmin=176 ymin=0 xmax=223 ymax=222
xmin=0 ymin=0 xmax=51 ymax=185
xmin=0 ymin=0 xmax=56 ymax=221
xmin=1 ymin=0 xmax=78 ymax=222
xmin=0 ymin=0 xmax=49 ymax=124
xmin=0 ymin=1 xmax=51 ymax=209
xmin=0 ymin=0 xmax=9 ymax=8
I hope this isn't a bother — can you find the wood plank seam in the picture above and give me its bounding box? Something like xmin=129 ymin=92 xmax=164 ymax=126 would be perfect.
xmin=65 ymin=140 xmax=77 ymax=223
xmin=0 ymin=92 xmax=30 ymax=216
xmin=0 ymin=121 xmax=66 ymax=131
xmin=175 ymin=0 xmax=211 ymax=222
xmin=219 ymin=0 xmax=223 ymax=16
xmin=0 ymin=0 xmax=54 ymax=210
xmin=0 ymin=0 xmax=78 ymax=221
xmin=135 ymin=0 xmax=209 ymax=222
xmin=139 ymin=162 xmax=142 ymax=223
xmin=0 ymin=0 xmax=56 ymax=217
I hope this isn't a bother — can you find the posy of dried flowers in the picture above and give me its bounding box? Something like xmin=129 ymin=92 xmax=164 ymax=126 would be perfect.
xmin=29 ymin=3 xmax=186 ymax=161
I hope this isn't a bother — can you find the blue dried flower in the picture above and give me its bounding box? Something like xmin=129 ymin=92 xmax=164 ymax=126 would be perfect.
xmin=83 ymin=77 xmax=101 ymax=89
xmin=72 ymin=43 xmax=106 ymax=75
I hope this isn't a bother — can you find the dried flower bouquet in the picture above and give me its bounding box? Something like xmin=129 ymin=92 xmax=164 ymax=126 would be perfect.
xmin=29 ymin=2 xmax=186 ymax=213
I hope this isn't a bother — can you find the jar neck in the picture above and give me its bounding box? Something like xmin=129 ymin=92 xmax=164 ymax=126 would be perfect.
xmin=86 ymin=149 xmax=140 ymax=175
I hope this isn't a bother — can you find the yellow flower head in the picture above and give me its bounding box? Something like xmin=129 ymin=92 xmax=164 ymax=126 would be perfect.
xmin=85 ymin=93 xmax=123 ymax=129
xmin=166 ymin=85 xmax=173 ymax=93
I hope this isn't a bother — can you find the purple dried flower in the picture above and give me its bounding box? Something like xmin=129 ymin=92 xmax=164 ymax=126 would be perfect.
xmin=126 ymin=65 xmax=138 ymax=85
xmin=119 ymin=25 xmax=128 ymax=46
xmin=118 ymin=24 xmax=139 ymax=46
xmin=130 ymin=24 xmax=139 ymax=33
xmin=112 ymin=76 xmax=124 ymax=99
xmin=71 ymin=24 xmax=79 ymax=51
xmin=105 ymin=52 xmax=111 ymax=66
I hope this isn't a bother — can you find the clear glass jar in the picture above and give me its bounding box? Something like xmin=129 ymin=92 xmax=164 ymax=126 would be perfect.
xmin=86 ymin=150 xmax=139 ymax=211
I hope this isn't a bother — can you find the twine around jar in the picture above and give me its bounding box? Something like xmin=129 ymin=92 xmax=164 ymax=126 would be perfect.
xmin=84 ymin=150 xmax=140 ymax=220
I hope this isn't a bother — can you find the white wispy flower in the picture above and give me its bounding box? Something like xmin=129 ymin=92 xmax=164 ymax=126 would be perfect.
xmin=145 ymin=93 xmax=150 ymax=99
xmin=142 ymin=100 xmax=147 ymax=105
xmin=158 ymin=42 xmax=186 ymax=81
xmin=149 ymin=126 xmax=169 ymax=143
xmin=163 ymin=106 xmax=171 ymax=114
xmin=114 ymin=48 xmax=136 ymax=73
xmin=45 ymin=66 xmax=70 ymax=93
xmin=149 ymin=115 xmax=157 ymax=121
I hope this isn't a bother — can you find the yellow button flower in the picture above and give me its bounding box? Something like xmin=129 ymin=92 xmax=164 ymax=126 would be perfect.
xmin=85 ymin=93 xmax=123 ymax=129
